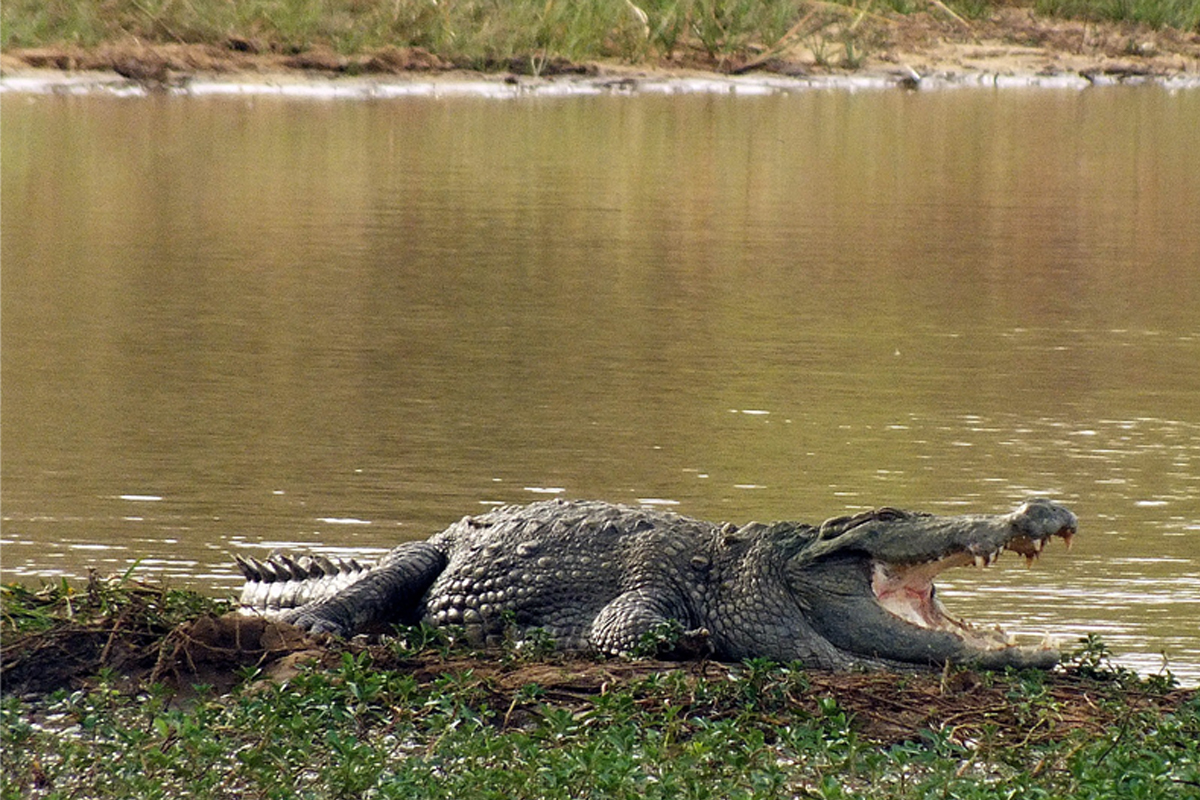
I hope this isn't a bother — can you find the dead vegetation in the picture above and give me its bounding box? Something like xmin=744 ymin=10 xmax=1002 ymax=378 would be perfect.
xmin=1 ymin=7 xmax=1198 ymax=84
xmin=2 ymin=576 xmax=1191 ymax=748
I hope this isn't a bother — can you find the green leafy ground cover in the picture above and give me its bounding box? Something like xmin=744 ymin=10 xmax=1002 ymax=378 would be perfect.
xmin=2 ymin=576 xmax=1197 ymax=799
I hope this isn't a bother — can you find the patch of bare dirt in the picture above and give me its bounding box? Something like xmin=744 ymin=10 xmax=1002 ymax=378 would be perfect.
xmin=1 ymin=9 xmax=1197 ymax=86
xmin=860 ymin=7 xmax=1200 ymax=79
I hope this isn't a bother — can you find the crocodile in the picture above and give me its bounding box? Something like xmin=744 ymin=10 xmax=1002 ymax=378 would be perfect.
xmin=236 ymin=497 xmax=1078 ymax=670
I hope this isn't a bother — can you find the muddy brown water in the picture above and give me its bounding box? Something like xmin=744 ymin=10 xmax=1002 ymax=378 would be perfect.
xmin=2 ymin=86 xmax=1198 ymax=682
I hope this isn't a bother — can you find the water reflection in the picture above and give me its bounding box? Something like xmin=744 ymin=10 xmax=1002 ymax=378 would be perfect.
xmin=2 ymin=87 xmax=1198 ymax=681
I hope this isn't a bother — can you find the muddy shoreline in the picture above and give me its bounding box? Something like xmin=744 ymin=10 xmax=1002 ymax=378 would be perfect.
xmin=3 ymin=8 xmax=1199 ymax=93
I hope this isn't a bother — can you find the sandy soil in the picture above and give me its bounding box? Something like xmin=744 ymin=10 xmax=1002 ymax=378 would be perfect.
xmin=2 ymin=9 xmax=1198 ymax=90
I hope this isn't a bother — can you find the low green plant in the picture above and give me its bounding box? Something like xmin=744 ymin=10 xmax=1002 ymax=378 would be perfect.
xmin=631 ymin=618 xmax=687 ymax=657
xmin=5 ymin=650 xmax=1197 ymax=799
xmin=1 ymin=574 xmax=226 ymax=636
xmin=2 ymin=582 xmax=1196 ymax=799
xmin=1035 ymin=0 xmax=1200 ymax=29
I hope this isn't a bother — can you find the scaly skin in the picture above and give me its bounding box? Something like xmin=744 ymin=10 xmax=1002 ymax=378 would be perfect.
xmin=237 ymin=498 xmax=1078 ymax=670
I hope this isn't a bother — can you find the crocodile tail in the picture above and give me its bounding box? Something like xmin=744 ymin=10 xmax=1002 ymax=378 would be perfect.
xmin=236 ymin=553 xmax=374 ymax=614
xmin=280 ymin=541 xmax=447 ymax=636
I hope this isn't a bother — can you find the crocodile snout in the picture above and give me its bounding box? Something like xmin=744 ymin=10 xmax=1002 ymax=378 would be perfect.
xmin=1009 ymin=498 xmax=1077 ymax=559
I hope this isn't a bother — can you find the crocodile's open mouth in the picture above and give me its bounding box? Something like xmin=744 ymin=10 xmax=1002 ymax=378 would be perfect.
xmin=870 ymin=527 xmax=1075 ymax=651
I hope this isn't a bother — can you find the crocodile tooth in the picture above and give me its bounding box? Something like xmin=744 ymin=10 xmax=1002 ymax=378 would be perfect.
xmin=974 ymin=554 xmax=987 ymax=568
xmin=1034 ymin=538 xmax=1046 ymax=553
xmin=1062 ymin=531 xmax=1075 ymax=551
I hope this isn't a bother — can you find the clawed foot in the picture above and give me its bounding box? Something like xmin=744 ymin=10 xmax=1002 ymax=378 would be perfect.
xmin=282 ymin=609 xmax=349 ymax=637
xmin=656 ymin=627 xmax=714 ymax=661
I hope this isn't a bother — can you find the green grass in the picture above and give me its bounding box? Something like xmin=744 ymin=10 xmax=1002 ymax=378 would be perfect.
xmin=1036 ymin=0 xmax=1200 ymax=29
xmin=2 ymin=0 xmax=1198 ymax=65
xmin=1 ymin=574 xmax=225 ymax=636
xmin=3 ymin=645 xmax=1197 ymax=799
xmin=2 ymin=577 xmax=1197 ymax=799
xmin=0 ymin=0 xmax=793 ymax=59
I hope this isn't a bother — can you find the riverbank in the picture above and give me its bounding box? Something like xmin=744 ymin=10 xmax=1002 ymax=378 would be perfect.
xmin=3 ymin=4 xmax=1199 ymax=91
xmin=2 ymin=576 xmax=1197 ymax=798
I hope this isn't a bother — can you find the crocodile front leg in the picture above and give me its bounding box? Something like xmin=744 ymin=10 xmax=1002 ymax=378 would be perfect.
xmin=589 ymin=590 xmax=710 ymax=658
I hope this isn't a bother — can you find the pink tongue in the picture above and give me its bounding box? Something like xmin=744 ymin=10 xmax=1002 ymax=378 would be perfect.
xmin=872 ymin=564 xmax=937 ymax=627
